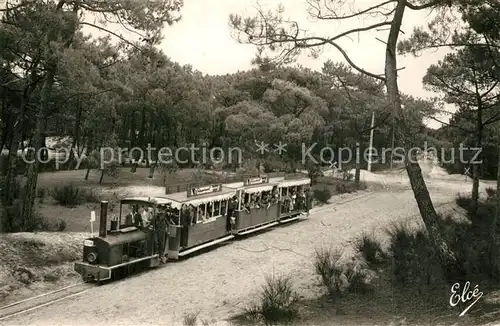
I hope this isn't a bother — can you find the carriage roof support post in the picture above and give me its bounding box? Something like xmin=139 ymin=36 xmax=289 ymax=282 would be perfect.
xmin=99 ymin=201 xmax=108 ymax=238
xmin=237 ymin=190 xmax=241 ymax=211
xmin=118 ymin=203 xmax=122 ymax=230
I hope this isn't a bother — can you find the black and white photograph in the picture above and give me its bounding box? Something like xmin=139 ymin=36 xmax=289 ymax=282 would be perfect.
xmin=0 ymin=0 xmax=499 ymax=325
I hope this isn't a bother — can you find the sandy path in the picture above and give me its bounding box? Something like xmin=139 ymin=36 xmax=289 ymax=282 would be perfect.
xmin=3 ymin=177 xmax=475 ymax=326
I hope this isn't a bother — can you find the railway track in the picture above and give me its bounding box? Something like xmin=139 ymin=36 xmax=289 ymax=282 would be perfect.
xmin=0 ymin=282 xmax=90 ymax=321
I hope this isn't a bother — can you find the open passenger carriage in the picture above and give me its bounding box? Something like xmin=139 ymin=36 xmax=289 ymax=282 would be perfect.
xmin=160 ymin=183 xmax=237 ymax=259
xmin=226 ymin=174 xmax=312 ymax=235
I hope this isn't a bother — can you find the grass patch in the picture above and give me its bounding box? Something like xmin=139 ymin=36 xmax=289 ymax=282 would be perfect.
xmin=0 ymin=232 xmax=86 ymax=300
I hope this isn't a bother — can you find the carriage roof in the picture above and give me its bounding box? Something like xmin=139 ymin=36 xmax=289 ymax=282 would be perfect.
xmin=120 ymin=197 xmax=173 ymax=206
xmin=224 ymin=181 xmax=278 ymax=193
xmin=223 ymin=176 xmax=309 ymax=193
xmin=277 ymin=178 xmax=311 ymax=187
xmin=161 ymin=187 xmax=237 ymax=209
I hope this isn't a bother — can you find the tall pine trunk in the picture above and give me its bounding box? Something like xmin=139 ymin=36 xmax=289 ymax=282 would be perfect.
xmin=354 ymin=142 xmax=361 ymax=186
xmin=4 ymin=99 xmax=24 ymax=205
xmin=490 ymin=145 xmax=500 ymax=277
xmin=130 ymin=110 xmax=137 ymax=172
xmin=21 ymin=2 xmax=77 ymax=229
xmin=68 ymin=95 xmax=82 ymax=170
xmin=22 ymin=62 xmax=56 ymax=229
xmin=387 ymin=0 xmax=462 ymax=280
xmin=470 ymin=103 xmax=483 ymax=214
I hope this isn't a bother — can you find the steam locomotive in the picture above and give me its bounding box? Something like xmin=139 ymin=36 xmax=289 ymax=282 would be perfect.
xmin=74 ymin=175 xmax=312 ymax=283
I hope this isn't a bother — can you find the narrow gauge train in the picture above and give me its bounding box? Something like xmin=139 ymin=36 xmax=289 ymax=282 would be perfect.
xmin=74 ymin=174 xmax=312 ymax=283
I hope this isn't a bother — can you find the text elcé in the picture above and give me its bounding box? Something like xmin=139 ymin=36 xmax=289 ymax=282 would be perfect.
xmin=449 ymin=281 xmax=483 ymax=316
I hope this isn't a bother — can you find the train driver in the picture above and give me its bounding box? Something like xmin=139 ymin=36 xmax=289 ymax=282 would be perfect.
xmin=133 ymin=207 xmax=143 ymax=228
xmin=124 ymin=206 xmax=133 ymax=225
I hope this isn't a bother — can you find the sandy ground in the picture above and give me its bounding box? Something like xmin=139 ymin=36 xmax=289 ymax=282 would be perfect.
xmin=2 ymin=166 xmax=494 ymax=326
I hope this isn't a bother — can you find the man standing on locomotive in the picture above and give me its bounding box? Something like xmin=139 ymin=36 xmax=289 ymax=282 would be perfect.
xmin=133 ymin=206 xmax=144 ymax=228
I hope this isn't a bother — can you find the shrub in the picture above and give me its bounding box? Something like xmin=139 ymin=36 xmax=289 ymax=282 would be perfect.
xmin=313 ymin=248 xmax=343 ymax=299
xmin=455 ymin=193 xmax=471 ymax=211
xmin=485 ymin=187 xmax=496 ymax=198
xmin=55 ymin=219 xmax=67 ymax=231
xmin=357 ymin=181 xmax=368 ymax=190
xmin=1 ymin=200 xmax=55 ymax=232
xmin=246 ymin=274 xmax=299 ymax=325
xmin=313 ymin=188 xmax=331 ymax=204
xmin=335 ymin=182 xmax=361 ymax=194
xmin=83 ymin=189 xmax=100 ymax=203
xmin=343 ymin=262 xmax=374 ymax=294
xmin=385 ymin=222 xmax=443 ymax=286
xmin=37 ymin=187 xmax=47 ymax=203
xmin=441 ymin=198 xmax=500 ymax=282
xmin=355 ymin=233 xmax=387 ymax=269
xmin=182 ymin=311 xmax=199 ymax=326
xmin=0 ymin=174 xmax=22 ymax=201
xmin=51 ymin=184 xmax=99 ymax=207
xmin=305 ymin=161 xmax=322 ymax=185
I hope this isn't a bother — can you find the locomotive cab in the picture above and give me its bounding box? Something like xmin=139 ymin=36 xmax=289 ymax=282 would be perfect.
xmin=74 ymin=198 xmax=172 ymax=283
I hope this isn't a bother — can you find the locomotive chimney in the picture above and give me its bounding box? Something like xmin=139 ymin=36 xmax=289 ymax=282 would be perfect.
xmin=99 ymin=201 xmax=108 ymax=238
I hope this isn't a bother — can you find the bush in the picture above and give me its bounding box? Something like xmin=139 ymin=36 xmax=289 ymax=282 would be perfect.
xmin=51 ymin=184 xmax=99 ymax=207
xmin=441 ymin=201 xmax=500 ymax=282
xmin=485 ymin=187 xmax=496 ymax=198
xmin=313 ymin=248 xmax=343 ymax=299
xmin=37 ymin=187 xmax=47 ymax=200
xmin=1 ymin=200 xmax=58 ymax=232
xmin=385 ymin=222 xmax=444 ymax=286
xmin=314 ymin=247 xmax=374 ymax=299
xmin=355 ymin=233 xmax=387 ymax=269
xmin=246 ymin=274 xmax=299 ymax=325
xmin=0 ymin=174 xmax=22 ymax=200
xmin=343 ymin=262 xmax=374 ymax=294
xmin=313 ymin=188 xmax=331 ymax=204
xmin=305 ymin=161 xmax=322 ymax=185
xmin=382 ymin=204 xmax=500 ymax=287
xmin=455 ymin=193 xmax=472 ymax=211
xmin=182 ymin=312 xmax=199 ymax=326
xmin=335 ymin=181 xmax=364 ymax=194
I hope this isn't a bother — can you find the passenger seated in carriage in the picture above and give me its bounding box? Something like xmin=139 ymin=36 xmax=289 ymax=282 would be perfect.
xmin=261 ymin=191 xmax=272 ymax=209
xmin=243 ymin=194 xmax=251 ymax=213
xmin=252 ymin=194 xmax=260 ymax=209
xmin=197 ymin=206 xmax=205 ymax=221
xmin=206 ymin=203 xmax=213 ymax=219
